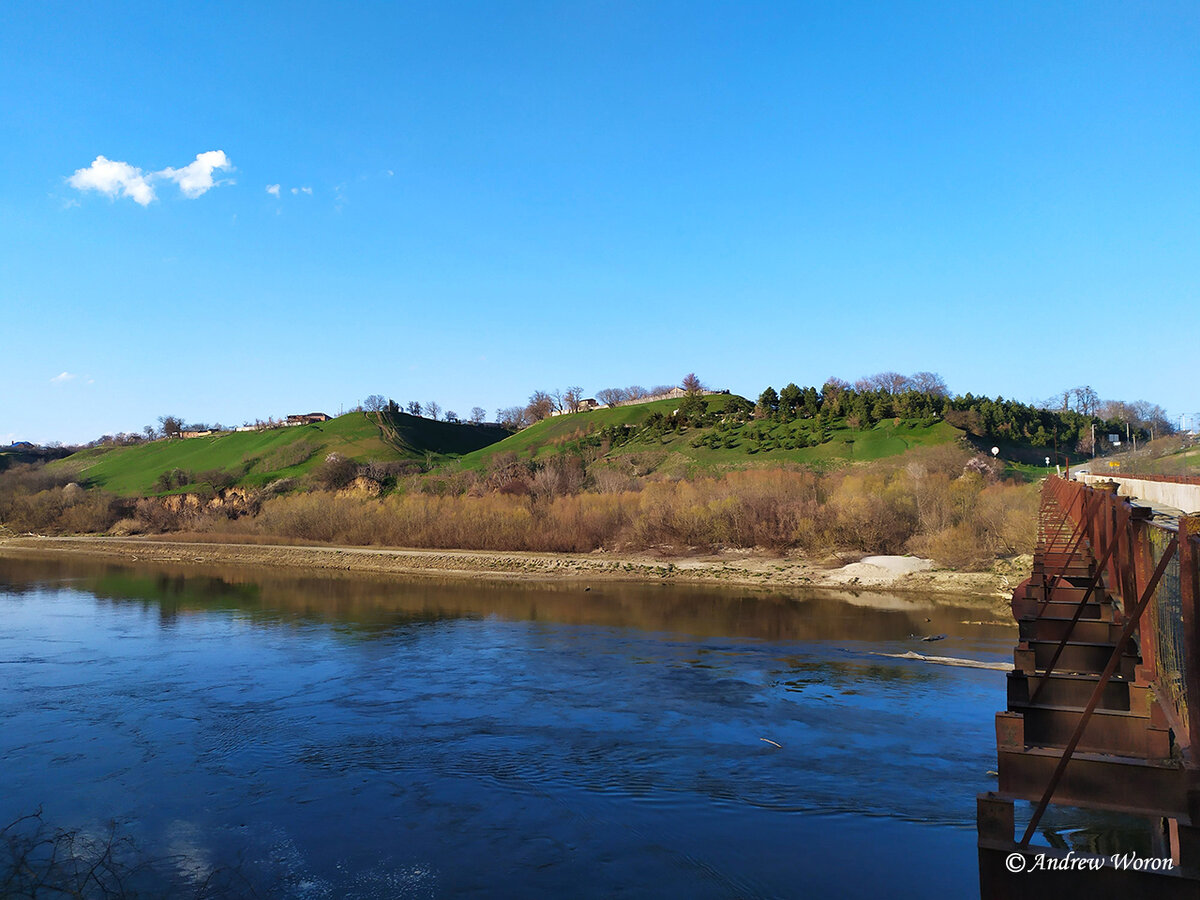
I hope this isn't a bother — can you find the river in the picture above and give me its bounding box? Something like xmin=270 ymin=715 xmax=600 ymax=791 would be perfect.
xmin=0 ymin=554 xmax=1017 ymax=898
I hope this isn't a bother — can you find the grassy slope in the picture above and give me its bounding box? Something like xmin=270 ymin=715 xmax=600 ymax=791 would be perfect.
xmin=459 ymin=395 xmax=967 ymax=473
xmin=60 ymin=412 xmax=508 ymax=496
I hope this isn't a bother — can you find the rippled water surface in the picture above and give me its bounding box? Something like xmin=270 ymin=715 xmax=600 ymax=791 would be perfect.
xmin=0 ymin=555 xmax=1017 ymax=898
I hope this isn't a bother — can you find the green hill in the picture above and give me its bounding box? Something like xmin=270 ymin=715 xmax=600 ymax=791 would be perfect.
xmin=458 ymin=394 xmax=967 ymax=475
xmin=59 ymin=412 xmax=509 ymax=496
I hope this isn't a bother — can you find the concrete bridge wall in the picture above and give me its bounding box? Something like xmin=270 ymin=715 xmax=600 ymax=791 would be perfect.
xmin=1075 ymin=473 xmax=1200 ymax=515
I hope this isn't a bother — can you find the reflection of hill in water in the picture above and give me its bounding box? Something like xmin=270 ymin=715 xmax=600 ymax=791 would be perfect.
xmin=0 ymin=554 xmax=1012 ymax=645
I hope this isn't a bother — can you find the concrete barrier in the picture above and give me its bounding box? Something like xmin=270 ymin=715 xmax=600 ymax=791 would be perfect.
xmin=1076 ymin=474 xmax=1200 ymax=515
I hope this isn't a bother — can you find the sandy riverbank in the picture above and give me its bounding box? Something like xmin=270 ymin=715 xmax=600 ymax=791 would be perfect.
xmin=0 ymin=535 xmax=1025 ymax=606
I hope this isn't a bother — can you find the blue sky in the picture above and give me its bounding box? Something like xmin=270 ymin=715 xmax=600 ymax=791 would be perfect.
xmin=2 ymin=1 xmax=1197 ymax=443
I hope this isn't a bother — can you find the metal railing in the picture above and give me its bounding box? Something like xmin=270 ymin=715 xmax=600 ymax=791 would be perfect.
xmin=1018 ymin=476 xmax=1199 ymax=848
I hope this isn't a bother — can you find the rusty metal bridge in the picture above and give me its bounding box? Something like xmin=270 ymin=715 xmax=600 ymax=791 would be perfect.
xmin=979 ymin=473 xmax=1200 ymax=897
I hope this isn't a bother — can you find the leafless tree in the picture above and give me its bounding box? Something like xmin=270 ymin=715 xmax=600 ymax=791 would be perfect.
xmin=910 ymin=371 xmax=949 ymax=396
xmin=497 ymin=406 xmax=531 ymax=429
xmin=363 ymin=394 xmax=387 ymax=412
xmin=407 ymin=401 xmax=423 ymax=416
xmin=855 ymin=372 xmax=912 ymax=393
xmin=681 ymin=373 xmax=703 ymax=394
xmin=425 ymin=401 xmax=441 ymax=421
xmin=445 ymin=410 xmax=459 ymax=423
xmin=596 ymin=388 xmax=627 ymax=408
xmin=157 ymin=415 xmax=183 ymax=439
xmin=563 ymin=386 xmax=584 ymax=413
xmin=526 ymin=390 xmax=555 ymax=422
xmin=1072 ymin=386 xmax=1100 ymax=417
xmin=625 ymin=385 xmax=648 ymax=401
xmin=469 ymin=406 xmax=487 ymax=424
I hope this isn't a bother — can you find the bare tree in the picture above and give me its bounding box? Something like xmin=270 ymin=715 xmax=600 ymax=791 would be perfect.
xmin=157 ymin=415 xmax=183 ymax=439
xmin=526 ymin=390 xmax=555 ymax=422
xmin=497 ymin=406 xmax=530 ymax=429
xmin=625 ymin=385 xmax=648 ymax=401
xmin=469 ymin=406 xmax=487 ymax=424
xmin=596 ymin=388 xmax=627 ymax=408
xmin=445 ymin=410 xmax=459 ymax=423
xmin=910 ymin=371 xmax=949 ymax=397
xmin=681 ymin=373 xmax=703 ymax=395
xmin=1072 ymin=386 xmax=1099 ymax=416
xmin=424 ymin=401 xmax=441 ymax=421
xmin=563 ymin=386 xmax=584 ymax=413
xmin=407 ymin=401 xmax=423 ymax=416
xmin=855 ymin=372 xmax=912 ymax=393
xmin=363 ymin=394 xmax=387 ymax=412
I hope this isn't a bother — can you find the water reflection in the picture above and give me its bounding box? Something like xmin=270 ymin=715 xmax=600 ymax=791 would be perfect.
xmin=0 ymin=553 xmax=1009 ymax=645
xmin=0 ymin=553 xmax=1016 ymax=899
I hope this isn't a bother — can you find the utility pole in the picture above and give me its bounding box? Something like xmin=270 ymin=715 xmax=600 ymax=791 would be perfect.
xmin=1092 ymin=422 xmax=1096 ymax=459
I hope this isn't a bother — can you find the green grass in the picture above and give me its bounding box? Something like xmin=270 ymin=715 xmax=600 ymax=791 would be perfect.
xmin=456 ymin=395 xmax=747 ymax=469
xmin=56 ymin=412 xmax=508 ymax=496
xmin=458 ymin=395 xmax=968 ymax=475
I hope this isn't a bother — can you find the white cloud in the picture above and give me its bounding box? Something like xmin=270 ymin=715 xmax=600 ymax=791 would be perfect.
xmin=266 ymin=184 xmax=280 ymax=197
xmin=50 ymin=371 xmax=77 ymax=384
xmin=158 ymin=150 xmax=232 ymax=198
xmin=66 ymin=150 xmax=233 ymax=205
xmin=290 ymin=186 xmax=313 ymax=195
xmin=67 ymin=156 xmax=156 ymax=206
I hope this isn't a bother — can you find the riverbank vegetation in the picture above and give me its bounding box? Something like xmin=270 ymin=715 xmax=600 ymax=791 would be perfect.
xmin=3 ymin=373 xmax=1183 ymax=572
xmin=0 ymin=443 xmax=1037 ymax=570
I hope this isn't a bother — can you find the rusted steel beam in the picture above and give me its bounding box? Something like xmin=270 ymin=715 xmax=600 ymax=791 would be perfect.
xmin=1030 ymin=508 xmax=1133 ymax=703
xmin=1180 ymin=516 xmax=1200 ymax=756
xmin=1019 ymin=536 xmax=1180 ymax=849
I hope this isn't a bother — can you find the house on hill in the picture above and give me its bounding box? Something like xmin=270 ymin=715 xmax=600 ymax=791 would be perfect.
xmin=286 ymin=413 xmax=331 ymax=426
xmin=549 ymin=398 xmax=605 ymax=417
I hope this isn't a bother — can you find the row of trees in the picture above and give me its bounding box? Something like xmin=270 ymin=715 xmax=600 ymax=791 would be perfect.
xmin=748 ymin=373 xmax=1173 ymax=451
xmin=362 ymin=395 xmax=489 ymax=425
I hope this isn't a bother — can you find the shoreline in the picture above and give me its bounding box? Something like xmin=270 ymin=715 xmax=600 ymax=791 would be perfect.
xmin=0 ymin=535 xmax=1023 ymax=606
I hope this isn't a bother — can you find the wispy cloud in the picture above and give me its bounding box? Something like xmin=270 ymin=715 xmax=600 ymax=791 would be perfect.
xmin=66 ymin=150 xmax=233 ymax=205
xmin=266 ymin=184 xmax=280 ymax=197
xmin=50 ymin=371 xmax=77 ymax=384
xmin=290 ymin=186 xmax=313 ymax=195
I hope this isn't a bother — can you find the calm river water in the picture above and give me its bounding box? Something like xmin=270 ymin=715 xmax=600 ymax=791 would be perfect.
xmin=0 ymin=554 xmax=1018 ymax=898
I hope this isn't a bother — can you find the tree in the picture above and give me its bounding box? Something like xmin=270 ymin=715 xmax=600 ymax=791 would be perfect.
xmin=563 ymin=386 xmax=584 ymax=414
xmin=497 ymin=406 xmax=530 ymax=429
xmin=445 ymin=410 xmax=459 ymax=423
xmin=407 ymin=401 xmax=423 ymax=416
xmin=363 ymin=394 xmax=386 ymax=412
xmin=625 ymin=385 xmax=648 ymax=402
xmin=910 ymin=372 xmax=949 ymax=397
xmin=1072 ymin=386 xmax=1099 ymax=416
xmin=682 ymin=373 xmax=703 ymax=395
xmin=424 ymin=401 xmax=441 ymax=421
xmin=157 ymin=415 xmax=183 ymax=439
xmin=778 ymin=383 xmax=802 ymax=419
xmin=856 ymin=372 xmax=911 ymax=393
xmin=469 ymin=406 xmax=487 ymax=424
xmin=757 ymin=387 xmax=779 ymax=418
xmin=526 ymin=390 xmax=555 ymax=422
xmin=596 ymin=388 xmax=627 ymax=408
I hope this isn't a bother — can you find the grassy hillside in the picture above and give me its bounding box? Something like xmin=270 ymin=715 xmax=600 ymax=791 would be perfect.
xmin=58 ymin=412 xmax=508 ymax=496
xmin=458 ymin=393 xmax=967 ymax=474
